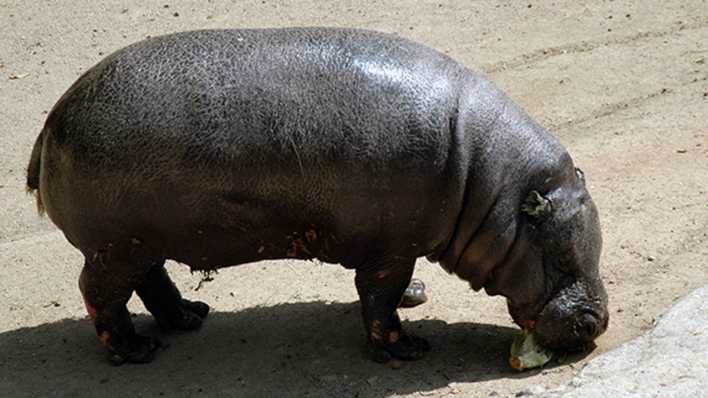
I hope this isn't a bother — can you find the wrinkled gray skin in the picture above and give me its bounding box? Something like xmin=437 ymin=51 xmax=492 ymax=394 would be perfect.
xmin=26 ymin=28 xmax=609 ymax=364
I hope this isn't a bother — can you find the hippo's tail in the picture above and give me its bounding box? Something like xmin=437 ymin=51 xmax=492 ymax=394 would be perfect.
xmin=26 ymin=128 xmax=45 ymax=215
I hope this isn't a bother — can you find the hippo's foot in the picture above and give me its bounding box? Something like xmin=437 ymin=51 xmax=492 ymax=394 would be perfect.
xmin=154 ymin=299 xmax=210 ymax=332
xmin=79 ymin=254 xmax=167 ymax=365
xmin=105 ymin=333 xmax=162 ymax=366
xmin=135 ymin=266 xmax=210 ymax=332
xmin=399 ymin=278 xmax=427 ymax=308
xmin=370 ymin=332 xmax=431 ymax=363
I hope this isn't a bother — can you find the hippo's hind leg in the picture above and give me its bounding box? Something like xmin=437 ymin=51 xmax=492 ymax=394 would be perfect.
xmin=79 ymin=255 xmax=162 ymax=365
xmin=355 ymin=256 xmax=431 ymax=363
xmin=135 ymin=265 xmax=209 ymax=332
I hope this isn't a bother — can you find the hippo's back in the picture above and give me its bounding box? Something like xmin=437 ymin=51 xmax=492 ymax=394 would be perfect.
xmin=51 ymin=28 xmax=468 ymax=164
xmin=41 ymin=28 xmax=472 ymax=266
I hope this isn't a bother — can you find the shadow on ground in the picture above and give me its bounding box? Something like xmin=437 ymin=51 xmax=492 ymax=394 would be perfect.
xmin=0 ymin=301 xmax=578 ymax=397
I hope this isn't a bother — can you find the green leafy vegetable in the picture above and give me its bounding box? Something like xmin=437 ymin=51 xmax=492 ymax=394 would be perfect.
xmin=509 ymin=329 xmax=553 ymax=371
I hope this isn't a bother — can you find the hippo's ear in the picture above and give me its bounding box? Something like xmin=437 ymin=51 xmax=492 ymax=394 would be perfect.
xmin=521 ymin=190 xmax=552 ymax=223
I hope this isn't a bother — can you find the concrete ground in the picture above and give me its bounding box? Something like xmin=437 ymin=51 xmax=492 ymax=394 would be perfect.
xmin=528 ymin=284 xmax=708 ymax=398
xmin=1 ymin=1 xmax=706 ymax=397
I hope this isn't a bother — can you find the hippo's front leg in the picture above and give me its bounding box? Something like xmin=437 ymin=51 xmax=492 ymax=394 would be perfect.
xmin=355 ymin=257 xmax=431 ymax=362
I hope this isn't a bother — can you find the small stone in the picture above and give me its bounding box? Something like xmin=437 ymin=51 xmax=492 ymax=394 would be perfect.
xmin=173 ymin=12 xmax=179 ymax=17
xmin=676 ymin=149 xmax=687 ymax=154
xmin=515 ymin=385 xmax=546 ymax=396
xmin=9 ymin=72 xmax=30 ymax=80
xmin=647 ymin=256 xmax=655 ymax=262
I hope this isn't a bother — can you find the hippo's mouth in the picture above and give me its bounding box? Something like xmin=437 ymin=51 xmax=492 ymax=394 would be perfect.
xmin=507 ymin=297 xmax=545 ymax=330
xmin=505 ymin=283 xmax=557 ymax=332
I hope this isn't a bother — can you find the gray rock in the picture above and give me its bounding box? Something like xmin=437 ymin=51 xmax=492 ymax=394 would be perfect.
xmin=531 ymin=284 xmax=707 ymax=397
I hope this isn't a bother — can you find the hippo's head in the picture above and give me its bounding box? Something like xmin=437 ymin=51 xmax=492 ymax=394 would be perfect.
xmin=486 ymin=167 xmax=609 ymax=351
xmin=437 ymin=160 xmax=610 ymax=352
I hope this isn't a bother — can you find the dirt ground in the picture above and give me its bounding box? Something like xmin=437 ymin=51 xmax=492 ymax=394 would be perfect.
xmin=1 ymin=1 xmax=706 ymax=397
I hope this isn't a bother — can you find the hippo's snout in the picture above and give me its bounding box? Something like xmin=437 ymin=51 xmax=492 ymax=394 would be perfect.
xmin=577 ymin=310 xmax=609 ymax=342
xmin=533 ymin=281 xmax=609 ymax=351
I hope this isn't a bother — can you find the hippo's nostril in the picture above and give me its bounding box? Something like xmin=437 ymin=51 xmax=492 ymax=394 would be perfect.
xmin=579 ymin=313 xmax=598 ymax=340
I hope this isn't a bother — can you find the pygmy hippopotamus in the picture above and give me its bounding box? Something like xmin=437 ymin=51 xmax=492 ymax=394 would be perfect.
xmin=26 ymin=28 xmax=609 ymax=364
